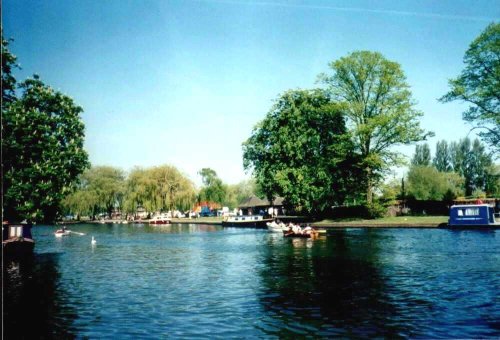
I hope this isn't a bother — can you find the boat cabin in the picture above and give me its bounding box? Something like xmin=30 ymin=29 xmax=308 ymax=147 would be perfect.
xmin=449 ymin=204 xmax=499 ymax=227
xmin=2 ymin=223 xmax=33 ymax=240
xmin=2 ymin=222 xmax=35 ymax=255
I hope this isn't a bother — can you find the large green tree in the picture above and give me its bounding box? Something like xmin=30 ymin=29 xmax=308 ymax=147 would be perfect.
xmin=122 ymin=165 xmax=195 ymax=215
xmin=3 ymin=75 xmax=90 ymax=223
xmin=440 ymin=23 xmax=500 ymax=154
xmin=153 ymin=165 xmax=195 ymax=213
xmin=243 ymin=89 xmax=361 ymax=214
xmin=320 ymin=51 xmax=432 ymax=203
xmin=407 ymin=166 xmax=464 ymax=200
xmin=197 ymin=168 xmax=227 ymax=205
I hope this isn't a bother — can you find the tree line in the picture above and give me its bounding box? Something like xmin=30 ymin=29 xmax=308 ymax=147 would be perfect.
xmin=243 ymin=23 xmax=499 ymax=216
xmin=405 ymin=138 xmax=499 ymax=201
xmin=62 ymin=166 xmax=257 ymax=220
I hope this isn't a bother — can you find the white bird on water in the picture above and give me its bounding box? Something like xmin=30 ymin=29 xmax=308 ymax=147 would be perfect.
xmin=91 ymin=236 xmax=96 ymax=245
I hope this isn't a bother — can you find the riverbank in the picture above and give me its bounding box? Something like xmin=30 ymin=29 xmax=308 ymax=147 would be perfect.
xmin=311 ymin=216 xmax=448 ymax=228
xmin=172 ymin=215 xmax=448 ymax=228
xmin=76 ymin=215 xmax=448 ymax=228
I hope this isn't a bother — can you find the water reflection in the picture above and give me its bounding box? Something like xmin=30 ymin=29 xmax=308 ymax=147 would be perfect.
xmin=258 ymin=230 xmax=421 ymax=338
xmin=3 ymin=254 xmax=76 ymax=338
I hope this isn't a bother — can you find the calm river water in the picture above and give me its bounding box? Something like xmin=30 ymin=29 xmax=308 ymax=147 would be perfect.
xmin=4 ymin=224 xmax=500 ymax=338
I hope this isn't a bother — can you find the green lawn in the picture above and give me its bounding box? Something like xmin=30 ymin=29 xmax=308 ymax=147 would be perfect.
xmin=313 ymin=215 xmax=448 ymax=226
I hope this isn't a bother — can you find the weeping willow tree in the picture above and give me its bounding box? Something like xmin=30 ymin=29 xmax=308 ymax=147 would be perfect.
xmin=62 ymin=166 xmax=125 ymax=219
xmin=122 ymin=167 xmax=157 ymax=215
xmin=122 ymin=165 xmax=195 ymax=215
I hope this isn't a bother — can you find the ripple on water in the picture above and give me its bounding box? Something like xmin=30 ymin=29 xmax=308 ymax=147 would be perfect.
xmin=3 ymin=225 xmax=499 ymax=338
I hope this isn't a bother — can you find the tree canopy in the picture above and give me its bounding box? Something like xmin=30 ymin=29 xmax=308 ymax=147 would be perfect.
xmin=223 ymin=179 xmax=257 ymax=209
xmin=405 ymin=137 xmax=498 ymax=199
xmin=411 ymin=144 xmax=431 ymax=166
xmin=2 ymin=34 xmax=89 ymax=223
xmin=197 ymin=168 xmax=227 ymax=204
xmin=3 ymin=76 xmax=90 ymax=222
xmin=122 ymin=165 xmax=195 ymax=216
xmin=320 ymin=51 xmax=432 ymax=203
xmin=407 ymin=166 xmax=464 ymax=201
xmin=1 ymin=32 xmax=18 ymax=104
xmin=433 ymin=140 xmax=452 ymax=172
xmin=440 ymin=23 xmax=500 ymax=154
xmin=63 ymin=166 xmax=125 ymax=219
xmin=243 ymin=89 xmax=361 ymax=214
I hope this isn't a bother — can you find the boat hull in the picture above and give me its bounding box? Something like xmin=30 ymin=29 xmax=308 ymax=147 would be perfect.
xmin=222 ymin=218 xmax=274 ymax=228
xmin=3 ymin=237 xmax=35 ymax=256
xmin=447 ymin=223 xmax=500 ymax=229
xmin=149 ymin=220 xmax=171 ymax=225
xmin=55 ymin=230 xmax=70 ymax=237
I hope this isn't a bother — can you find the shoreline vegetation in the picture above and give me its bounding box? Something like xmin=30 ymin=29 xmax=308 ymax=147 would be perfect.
xmin=72 ymin=215 xmax=449 ymax=228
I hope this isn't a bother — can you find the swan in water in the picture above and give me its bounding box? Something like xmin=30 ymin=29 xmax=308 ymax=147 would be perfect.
xmin=91 ymin=236 xmax=96 ymax=245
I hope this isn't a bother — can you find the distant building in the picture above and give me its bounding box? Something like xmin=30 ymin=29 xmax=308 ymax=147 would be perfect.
xmin=136 ymin=207 xmax=148 ymax=219
xmin=192 ymin=201 xmax=222 ymax=213
xmin=238 ymin=196 xmax=285 ymax=216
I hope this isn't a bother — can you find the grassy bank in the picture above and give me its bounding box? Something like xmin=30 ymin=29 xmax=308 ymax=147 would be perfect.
xmin=171 ymin=215 xmax=449 ymax=228
xmin=312 ymin=215 xmax=448 ymax=228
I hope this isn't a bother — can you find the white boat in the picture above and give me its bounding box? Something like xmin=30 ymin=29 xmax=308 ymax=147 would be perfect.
xmin=55 ymin=228 xmax=70 ymax=237
xmin=149 ymin=214 xmax=172 ymax=225
xmin=266 ymin=221 xmax=287 ymax=233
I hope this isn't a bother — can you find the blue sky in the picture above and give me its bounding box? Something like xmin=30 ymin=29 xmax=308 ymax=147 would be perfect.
xmin=4 ymin=0 xmax=499 ymax=185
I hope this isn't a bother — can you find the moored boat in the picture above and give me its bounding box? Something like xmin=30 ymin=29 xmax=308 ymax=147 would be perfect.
xmin=266 ymin=221 xmax=287 ymax=232
xmin=222 ymin=215 xmax=274 ymax=228
xmin=149 ymin=214 xmax=172 ymax=225
xmin=2 ymin=222 xmax=35 ymax=256
xmin=448 ymin=204 xmax=500 ymax=228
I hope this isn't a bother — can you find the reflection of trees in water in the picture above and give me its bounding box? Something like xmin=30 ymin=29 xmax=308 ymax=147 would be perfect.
xmin=258 ymin=230 xmax=419 ymax=338
xmin=3 ymin=253 xmax=76 ymax=338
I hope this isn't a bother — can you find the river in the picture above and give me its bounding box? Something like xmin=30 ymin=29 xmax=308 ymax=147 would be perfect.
xmin=3 ymin=224 xmax=500 ymax=338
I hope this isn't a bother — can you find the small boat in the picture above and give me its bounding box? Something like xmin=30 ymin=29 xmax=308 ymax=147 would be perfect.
xmin=283 ymin=229 xmax=320 ymax=238
xmin=54 ymin=229 xmax=70 ymax=237
xmin=222 ymin=215 xmax=274 ymax=228
xmin=448 ymin=204 xmax=500 ymax=228
xmin=266 ymin=221 xmax=287 ymax=233
xmin=149 ymin=214 xmax=172 ymax=225
xmin=2 ymin=222 xmax=35 ymax=256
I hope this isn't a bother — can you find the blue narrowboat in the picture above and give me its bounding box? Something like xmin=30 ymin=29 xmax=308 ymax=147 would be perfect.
xmin=448 ymin=204 xmax=500 ymax=228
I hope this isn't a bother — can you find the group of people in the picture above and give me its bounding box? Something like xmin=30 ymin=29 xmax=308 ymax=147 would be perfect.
xmin=282 ymin=221 xmax=318 ymax=237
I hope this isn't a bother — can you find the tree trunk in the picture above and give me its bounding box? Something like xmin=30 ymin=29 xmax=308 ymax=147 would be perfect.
xmin=366 ymin=167 xmax=373 ymax=204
